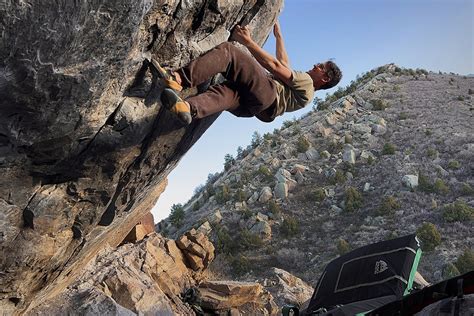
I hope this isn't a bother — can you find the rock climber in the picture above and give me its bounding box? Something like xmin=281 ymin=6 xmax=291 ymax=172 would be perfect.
xmin=155 ymin=21 xmax=342 ymax=125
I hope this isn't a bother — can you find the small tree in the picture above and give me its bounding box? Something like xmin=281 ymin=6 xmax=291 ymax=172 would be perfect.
xmin=224 ymin=154 xmax=235 ymax=171
xmin=337 ymin=238 xmax=351 ymax=255
xmin=416 ymin=222 xmax=441 ymax=251
xmin=251 ymin=131 xmax=262 ymax=148
xmin=280 ymin=216 xmax=299 ymax=237
xmin=455 ymin=249 xmax=474 ymax=274
xmin=236 ymin=146 xmax=244 ymax=160
xmin=344 ymin=187 xmax=363 ymax=212
xmin=169 ymin=203 xmax=185 ymax=227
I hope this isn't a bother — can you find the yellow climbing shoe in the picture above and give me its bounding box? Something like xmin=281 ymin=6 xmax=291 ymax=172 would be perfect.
xmin=160 ymin=88 xmax=192 ymax=125
xmin=150 ymin=59 xmax=183 ymax=92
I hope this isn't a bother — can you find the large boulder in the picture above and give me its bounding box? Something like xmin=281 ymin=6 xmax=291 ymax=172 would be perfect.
xmin=0 ymin=0 xmax=282 ymax=313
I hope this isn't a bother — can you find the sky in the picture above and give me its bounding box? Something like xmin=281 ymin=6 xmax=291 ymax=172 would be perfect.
xmin=152 ymin=0 xmax=473 ymax=222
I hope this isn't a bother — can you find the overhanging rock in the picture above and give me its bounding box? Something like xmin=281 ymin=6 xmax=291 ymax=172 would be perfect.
xmin=0 ymin=0 xmax=283 ymax=314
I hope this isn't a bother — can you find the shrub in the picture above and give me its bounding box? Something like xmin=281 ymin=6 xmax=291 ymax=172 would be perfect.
xmin=296 ymin=136 xmax=311 ymax=153
xmin=251 ymin=131 xmax=262 ymax=148
xmin=280 ymin=216 xmax=299 ymax=237
xmin=230 ymin=254 xmax=251 ymax=276
xmin=416 ymin=222 xmax=441 ymax=251
xmin=216 ymin=226 xmax=238 ymax=255
xmin=398 ymin=112 xmax=409 ymax=120
xmin=329 ymin=170 xmax=346 ymax=185
xmin=239 ymin=229 xmax=264 ymax=250
xmin=258 ymin=165 xmax=273 ymax=183
xmin=455 ymin=249 xmax=474 ymax=274
xmin=377 ymin=196 xmax=401 ymax=216
xmin=371 ymin=99 xmax=388 ymax=110
xmin=215 ymin=184 xmax=231 ymax=205
xmin=192 ymin=201 xmax=200 ymax=212
xmin=282 ymin=119 xmax=295 ymax=129
xmin=418 ymin=172 xmax=435 ymax=193
xmin=328 ymin=141 xmax=343 ymax=154
xmin=224 ymin=154 xmax=235 ymax=171
xmin=426 ymin=148 xmax=437 ymax=158
xmin=310 ymin=188 xmax=326 ymax=202
xmin=457 ymin=95 xmax=465 ymax=101
xmin=337 ymin=238 xmax=351 ymax=255
xmin=447 ymin=160 xmax=460 ymax=169
xmin=433 ymin=179 xmax=450 ymax=195
xmin=460 ymin=183 xmax=474 ymax=195
xmin=344 ymin=187 xmax=363 ymax=212
xmin=268 ymin=199 xmax=282 ymax=216
xmin=367 ymin=155 xmax=374 ymax=165
xmin=468 ymin=88 xmax=474 ymax=95
xmin=233 ymin=189 xmax=246 ymax=202
xmin=442 ymin=263 xmax=460 ymax=279
xmin=169 ymin=204 xmax=185 ymax=227
xmin=442 ymin=201 xmax=474 ymax=222
xmin=382 ymin=143 xmax=396 ymax=155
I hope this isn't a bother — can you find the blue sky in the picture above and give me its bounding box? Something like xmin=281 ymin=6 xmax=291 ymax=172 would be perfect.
xmin=152 ymin=0 xmax=473 ymax=221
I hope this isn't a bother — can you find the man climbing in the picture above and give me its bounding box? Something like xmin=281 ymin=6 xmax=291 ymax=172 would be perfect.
xmin=156 ymin=21 xmax=342 ymax=125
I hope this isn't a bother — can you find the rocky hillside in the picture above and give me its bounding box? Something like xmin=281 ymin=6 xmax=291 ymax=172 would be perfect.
xmin=0 ymin=0 xmax=282 ymax=314
xmin=158 ymin=65 xmax=474 ymax=286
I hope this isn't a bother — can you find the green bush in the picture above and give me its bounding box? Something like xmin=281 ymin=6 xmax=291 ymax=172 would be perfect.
xmin=460 ymin=183 xmax=474 ymax=195
xmin=457 ymin=95 xmax=465 ymax=101
xmin=310 ymin=188 xmax=326 ymax=202
xmin=268 ymin=199 xmax=282 ymax=216
xmin=239 ymin=229 xmax=264 ymax=250
xmin=434 ymin=179 xmax=450 ymax=195
xmin=329 ymin=169 xmax=346 ymax=185
xmin=224 ymin=154 xmax=235 ymax=171
xmin=233 ymin=189 xmax=246 ymax=202
xmin=447 ymin=160 xmax=460 ymax=169
xmin=371 ymin=99 xmax=388 ymax=110
xmin=455 ymin=249 xmax=474 ymax=274
xmin=337 ymin=238 xmax=351 ymax=255
xmin=418 ymin=172 xmax=435 ymax=193
xmin=377 ymin=196 xmax=401 ymax=216
xmin=442 ymin=201 xmax=474 ymax=222
xmin=442 ymin=262 xmax=460 ymax=279
xmin=216 ymin=226 xmax=237 ymax=255
xmin=328 ymin=141 xmax=344 ymax=154
xmin=170 ymin=204 xmax=185 ymax=227
xmin=296 ymin=136 xmax=311 ymax=153
xmin=258 ymin=165 xmax=272 ymax=177
xmin=382 ymin=143 xmax=396 ymax=155
xmin=344 ymin=187 xmax=363 ymax=212
xmin=416 ymin=222 xmax=441 ymax=251
xmin=426 ymin=148 xmax=438 ymax=158
xmin=230 ymin=254 xmax=251 ymax=276
xmin=215 ymin=184 xmax=231 ymax=205
xmin=367 ymin=155 xmax=374 ymax=165
xmin=280 ymin=216 xmax=299 ymax=237
xmin=398 ymin=112 xmax=409 ymax=120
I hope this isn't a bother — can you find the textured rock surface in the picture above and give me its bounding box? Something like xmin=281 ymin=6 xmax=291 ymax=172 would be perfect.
xmin=198 ymin=280 xmax=279 ymax=314
xmin=27 ymin=232 xmax=213 ymax=315
xmin=0 ymin=0 xmax=282 ymax=313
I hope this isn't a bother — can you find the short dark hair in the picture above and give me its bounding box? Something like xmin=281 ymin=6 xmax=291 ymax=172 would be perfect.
xmin=320 ymin=61 xmax=342 ymax=90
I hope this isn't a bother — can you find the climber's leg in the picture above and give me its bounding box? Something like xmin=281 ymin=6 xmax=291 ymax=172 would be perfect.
xmin=178 ymin=42 xmax=277 ymax=117
xmin=186 ymin=82 xmax=241 ymax=119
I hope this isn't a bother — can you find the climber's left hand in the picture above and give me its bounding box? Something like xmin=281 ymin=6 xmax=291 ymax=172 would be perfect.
xmin=231 ymin=25 xmax=253 ymax=46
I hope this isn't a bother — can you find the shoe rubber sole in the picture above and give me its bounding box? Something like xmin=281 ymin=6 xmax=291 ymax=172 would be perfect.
xmin=150 ymin=59 xmax=183 ymax=92
xmin=161 ymin=88 xmax=192 ymax=125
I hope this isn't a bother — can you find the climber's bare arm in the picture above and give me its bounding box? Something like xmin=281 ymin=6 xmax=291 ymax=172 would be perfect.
xmin=231 ymin=25 xmax=292 ymax=85
xmin=273 ymin=21 xmax=290 ymax=69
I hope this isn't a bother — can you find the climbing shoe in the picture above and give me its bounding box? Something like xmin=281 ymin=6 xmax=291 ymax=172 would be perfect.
xmin=150 ymin=58 xmax=183 ymax=92
xmin=161 ymin=88 xmax=192 ymax=125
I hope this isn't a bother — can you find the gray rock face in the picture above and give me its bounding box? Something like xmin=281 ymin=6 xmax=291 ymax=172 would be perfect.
xmin=0 ymin=0 xmax=282 ymax=313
